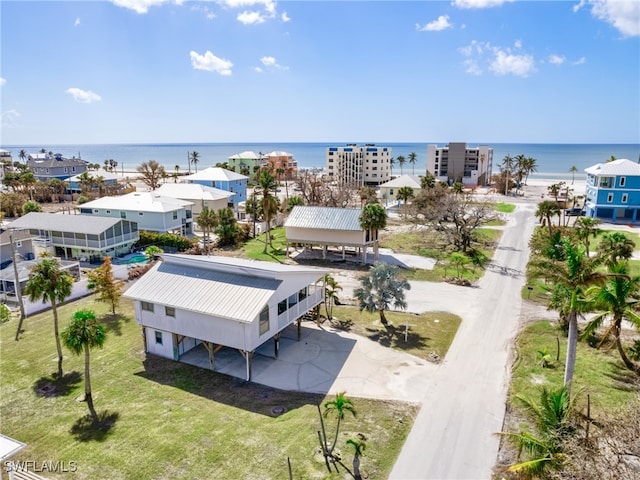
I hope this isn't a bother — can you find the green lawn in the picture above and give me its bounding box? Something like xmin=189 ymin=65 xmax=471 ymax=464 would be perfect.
xmin=326 ymin=306 xmax=461 ymax=362
xmin=243 ymin=227 xmax=288 ymax=262
xmin=0 ymin=296 xmax=418 ymax=479
xmin=494 ymin=202 xmax=516 ymax=214
xmin=510 ymin=320 xmax=638 ymax=417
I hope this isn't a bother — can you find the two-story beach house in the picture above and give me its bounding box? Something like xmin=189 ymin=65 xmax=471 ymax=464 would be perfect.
xmin=6 ymin=212 xmax=139 ymax=262
xmin=378 ymin=174 xmax=422 ymax=206
xmin=27 ymin=153 xmax=88 ymax=181
xmin=66 ymin=170 xmax=122 ymax=194
xmin=184 ymin=167 xmax=248 ymax=213
xmin=584 ymin=159 xmax=640 ymax=223
xmin=79 ymin=191 xmax=194 ymax=235
xmin=123 ymin=254 xmax=327 ymax=381
xmin=155 ymin=183 xmax=235 ymax=220
xmin=227 ymin=151 xmax=264 ymax=180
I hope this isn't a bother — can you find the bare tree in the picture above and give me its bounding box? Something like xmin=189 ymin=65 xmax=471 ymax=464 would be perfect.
xmin=136 ymin=160 xmax=167 ymax=191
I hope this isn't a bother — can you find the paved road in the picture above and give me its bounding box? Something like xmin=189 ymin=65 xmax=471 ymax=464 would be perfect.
xmin=390 ymin=202 xmax=537 ymax=480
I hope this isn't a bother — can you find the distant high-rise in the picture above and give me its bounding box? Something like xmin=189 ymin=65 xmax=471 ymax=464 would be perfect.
xmin=426 ymin=143 xmax=493 ymax=186
xmin=326 ymin=144 xmax=392 ymax=186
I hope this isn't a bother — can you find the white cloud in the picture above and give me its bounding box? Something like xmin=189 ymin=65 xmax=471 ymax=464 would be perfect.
xmin=452 ymin=0 xmax=513 ymax=9
xmin=0 ymin=77 xmax=6 ymax=87
xmin=281 ymin=11 xmax=290 ymax=22
xmin=416 ymin=15 xmax=453 ymax=32
xmin=490 ymin=50 xmax=536 ymax=77
xmin=237 ymin=10 xmax=265 ymax=24
xmin=261 ymin=56 xmax=276 ymax=67
xmin=549 ymin=54 xmax=565 ymax=64
xmin=74 ymin=17 xmax=81 ymax=27
xmin=190 ymin=50 xmax=233 ymax=75
xmin=111 ymin=0 xmax=174 ymax=14
xmin=590 ymin=0 xmax=640 ymax=37
xmin=254 ymin=67 xmax=264 ymax=73
xmin=459 ymin=40 xmax=536 ymax=77
xmin=1 ymin=109 xmax=20 ymax=128
xmin=572 ymin=56 xmax=587 ymax=65
xmin=192 ymin=4 xmax=216 ymax=19
xmin=66 ymin=88 xmax=102 ymax=103
xmin=258 ymin=56 xmax=288 ymax=71
xmin=573 ymin=0 xmax=586 ymax=13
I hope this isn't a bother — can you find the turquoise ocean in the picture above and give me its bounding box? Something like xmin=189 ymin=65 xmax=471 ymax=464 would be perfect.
xmin=3 ymin=142 xmax=639 ymax=183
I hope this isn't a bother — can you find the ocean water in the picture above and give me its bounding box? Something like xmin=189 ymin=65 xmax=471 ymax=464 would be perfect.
xmin=2 ymin=142 xmax=639 ymax=182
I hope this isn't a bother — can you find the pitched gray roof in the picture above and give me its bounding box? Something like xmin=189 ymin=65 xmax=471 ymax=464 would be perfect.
xmin=123 ymin=254 xmax=325 ymax=323
xmin=7 ymin=212 xmax=125 ymax=235
xmin=284 ymin=206 xmax=363 ymax=231
xmin=27 ymin=156 xmax=87 ymax=168
xmin=585 ymin=159 xmax=640 ymax=176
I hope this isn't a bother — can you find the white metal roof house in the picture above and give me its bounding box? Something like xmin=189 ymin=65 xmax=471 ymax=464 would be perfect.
xmin=378 ymin=174 xmax=422 ymax=205
xmin=284 ymin=206 xmax=375 ymax=262
xmin=184 ymin=167 xmax=248 ymax=212
xmin=123 ymin=254 xmax=327 ymax=381
xmin=79 ymin=191 xmax=194 ymax=235
xmin=6 ymin=212 xmax=139 ymax=263
xmin=155 ymin=183 xmax=235 ymax=218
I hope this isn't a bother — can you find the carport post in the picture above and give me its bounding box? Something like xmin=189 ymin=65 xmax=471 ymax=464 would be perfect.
xmin=274 ymin=333 xmax=281 ymax=358
xmin=297 ymin=318 xmax=302 ymax=340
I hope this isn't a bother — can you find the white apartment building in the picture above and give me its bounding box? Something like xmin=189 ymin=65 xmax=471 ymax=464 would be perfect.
xmin=426 ymin=142 xmax=493 ymax=187
xmin=326 ymin=144 xmax=392 ymax=186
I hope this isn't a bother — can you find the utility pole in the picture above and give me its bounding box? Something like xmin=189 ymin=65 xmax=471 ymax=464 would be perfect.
xmin=10 ymin=230 xmax=26 ymax=340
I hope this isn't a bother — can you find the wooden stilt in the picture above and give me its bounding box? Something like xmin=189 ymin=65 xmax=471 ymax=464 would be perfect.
xmin=297 ymin=318 xmax=302 ymax=341
xmin=274 ymin=332 xmax=281 ymax=358
xmin=142 ymin=327 xmax=148 ymax=352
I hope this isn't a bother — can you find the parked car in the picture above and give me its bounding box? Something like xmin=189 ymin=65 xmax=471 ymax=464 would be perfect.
xmin=565 ymin=207 xmax=585 ymax=216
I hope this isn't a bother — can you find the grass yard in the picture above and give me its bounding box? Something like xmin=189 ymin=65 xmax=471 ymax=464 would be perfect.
xmin=509 ymin=320 xmax=639 ymax=417
xmin=243 ymin=227 xmax=288 ymax=262
xmin=0 ymin=296 xmax=418 ymax=479
xmin=326 ymin=306 xmax=461 ymax=362
xmin=494 ymin=202 xmax=516 ymax=214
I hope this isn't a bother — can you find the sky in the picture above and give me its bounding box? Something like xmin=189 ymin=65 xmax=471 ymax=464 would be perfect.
xmin=1 ymin=0 xmax=639 ymax=145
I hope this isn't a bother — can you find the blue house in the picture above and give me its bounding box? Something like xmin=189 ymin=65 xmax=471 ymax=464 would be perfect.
xmin=584 ymin=159 xmax=640 ymax=223
xmin=183 ymin=167 xmax=248 ymax=212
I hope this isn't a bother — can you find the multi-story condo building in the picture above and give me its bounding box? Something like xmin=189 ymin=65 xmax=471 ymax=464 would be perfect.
xmin=426 ymin=142 xmax=493 ymax=186
xmin=264 ymin=151 xmax=298 ymax=180
xmin=326 ymin=144 xmax=392 ymax=186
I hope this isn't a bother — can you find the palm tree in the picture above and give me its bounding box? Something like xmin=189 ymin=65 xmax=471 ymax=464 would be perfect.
xmin=346 ymin=434 xmax=367 ymax=480
xmin=324 ymin=274 xmax=342 ymax=321
xmin=24 ymin=256 xmax=74 ymax=378
xmin=359 ymin=203 xmax=387 ymax=260
xmin=421 ymin=173 xmax=436 ymax=189
xmin=531 ymin=239 xmax=607 ymax=390
xmin=574 ymin=217 xmax=600 ymax=257
xmin=501 ymin=154 xmax=514 ymax=195
xmin=599 ymin=231 xmax=635 ymax=264
xmin=523 ymin=156 xmax=538 ymax=185
xmin=197 ymin=207 xmax=219 ymax=255
xmin=353 ymin=262 xmax=410 ymax=327
xmin=569 ymin=165 xmax=578 ymax=185
xmin=583 ymin=262 xmax=640 ymax=372
xmin=535 ymin=200 xmax=561 ymax=237
xmin=256 ymin=169 xmax=279 ymax=253
xmin=396 ymin=155 xmax=406 ymax=175
xmin=408 ymin=152 xmax=417 ymax=175
xmin=190 ymin=151 xmax=200 ymax=173
xmin=389 ymin=156 xmax=395 ymax=177
xmin=19 ymin=149 xmax=27 ymax=164
xmin=284 ymin=195 xmax=303 ymax=213
xmin=606 ymin=155 xmax=617 ymax=163
xmin=323 ymin=392 xmax=356 ymax=455
xmin=396 ymin=186 xmax=414 ymax=219
xmin=61 ymin=309 xmax=106 ymax=421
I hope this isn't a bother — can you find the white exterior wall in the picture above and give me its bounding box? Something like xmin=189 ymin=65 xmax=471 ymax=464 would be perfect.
xmin=326 ymin=145 xmax=392 ymax=186
xmin=145 ymin=328 xmax=175 ymax=359
xmin=83 ymin=208 xmax=187 ymax=233
xmin=426 ymin=143 xmax=493 ymax=186
xmin=285 ymin=226 xmax=366 ymax=247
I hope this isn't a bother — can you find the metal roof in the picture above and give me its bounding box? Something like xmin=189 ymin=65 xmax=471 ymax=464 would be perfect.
xmin=123 ymin=254 xmax=326 ymax=323
xmin=585 ymin=159 xmax=640 ymax=176
xmin=284 ymin=206 xmax=363 ymax=231
xmin=81 ymin=192 xmax=193 ymax=212
xmin=7 ymin=212 xmax=126 ymax=235
xmin=184 ymin=167 xmax=248 ymax=182
xmin=379 ymin=174 xmax=422 ymax=189
xmin=156 ymin=183 xmax=234 ymax=201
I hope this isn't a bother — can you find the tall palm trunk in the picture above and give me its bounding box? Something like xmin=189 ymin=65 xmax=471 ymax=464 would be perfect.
xmin=52 ymin=301 xmax=64 ymax=379
xmin=564 ymin=309 xmax=578 ymax=392
xmin=614 ymin=321 xmax=637 ymax=372
xmin=84 ymin=345 xmax=98 ymax=421
xmin=379 ymin=309 xmax=389 ymax=327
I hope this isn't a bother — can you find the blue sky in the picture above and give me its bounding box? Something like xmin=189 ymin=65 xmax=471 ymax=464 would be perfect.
xmin=1 ymin=0 xmax=639 ymax=145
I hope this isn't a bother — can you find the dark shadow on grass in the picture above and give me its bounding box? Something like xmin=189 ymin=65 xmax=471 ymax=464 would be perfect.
xmin=99 ymin=312 xmax=131 ymax=337
xmin=32 ymin=371 xmax=82 ymax=398
xmin=135 ymin=355 xmax=325 ymax=417
xmin=604 ymin=362 xmax=640 ymax=392
xmin=364 ymin=324 xmax=429 ymax=352
xmin=69 ymin=410 xmax=119 ymax=442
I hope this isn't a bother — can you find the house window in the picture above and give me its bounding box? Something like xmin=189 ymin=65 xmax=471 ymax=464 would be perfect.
xmin=165 ymin=306 xmax=175 ymax=317
xmin=173 ymin=211 xmax=178 ymax=220
xmin=259 ymin=305 xmax=269 ymax=335
xmin=72 ymin=167 xmax=76 ymax=172
xmin=298 ymin=287 xmax=307 ymax=302
xmin=607 ymin=193 xmax=614 ymax=203
xmin=141 ymin=301 xmax=154 ymax=312
xmin=155 ymin=331 xmax=163 ymax=345
xmin=106 ymin=210 xmax=111 ymax=214
xmin=138 ymin=212 xmax=144 ymax=216
xmin=620 ymin=177 xmax=626 ymax=187
xmin=278 ymin=299 xmax=287 ymax=315
xmin=622 ymin=193 xmax=628 ymax=203
xmin=120 ymin=211 xmax=126 ymax=219
xmin=93 ymin=209 xmax=99 ymax=213
xmin=16 ymin=241 xmax=22 ymax=248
